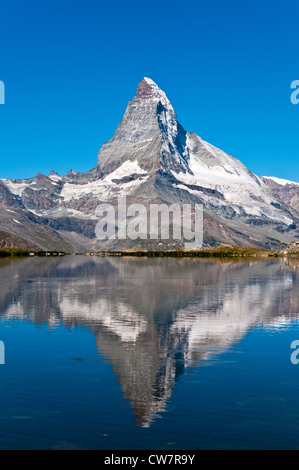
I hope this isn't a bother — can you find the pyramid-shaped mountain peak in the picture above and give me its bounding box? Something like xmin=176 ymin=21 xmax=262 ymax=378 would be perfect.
xmin=136 ymin=78 xmax=156 ymax=99
xmin=135 ymin=77 xmax=175 ymax=113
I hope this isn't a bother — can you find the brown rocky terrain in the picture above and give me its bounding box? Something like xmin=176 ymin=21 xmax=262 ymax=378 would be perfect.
xmin=263 ymin=177 xmax=299 ymax=214
xmin=0 ymin=230 xmax=39 ymax=251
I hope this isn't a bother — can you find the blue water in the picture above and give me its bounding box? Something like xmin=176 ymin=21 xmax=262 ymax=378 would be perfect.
xmin=0 ymin=256 xmax=298 ymax=450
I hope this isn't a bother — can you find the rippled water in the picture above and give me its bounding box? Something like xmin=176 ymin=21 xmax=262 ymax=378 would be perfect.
xmin=0 ymin=256 xmax=299 ymax=449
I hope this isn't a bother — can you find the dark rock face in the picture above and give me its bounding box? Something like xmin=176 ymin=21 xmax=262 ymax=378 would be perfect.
xmin=0 ymin=181 xmax=24 ymax=209
xmin=262 ymin=177 xmax=299 ymax=214
xmin=136 ymin=78 xmax=155 ymax=99
xmin=41 ymin=217 xmax=97 ymax=239
xmin=22 ymin=187 xmax=61 ymax=211
xmin=0 ymin=230 xmax=39 ymax=251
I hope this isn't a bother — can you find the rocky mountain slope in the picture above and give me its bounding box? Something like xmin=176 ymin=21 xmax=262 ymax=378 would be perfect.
xmin=262 ymin=176 xmax=299 ymax=214
xmin=0 ymin=230 xmax=39 ymax=251
xmin=0 ymin=78 xmax=298 ymax=251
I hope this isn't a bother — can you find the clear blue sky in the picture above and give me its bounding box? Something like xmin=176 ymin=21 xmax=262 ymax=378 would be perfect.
xmin=0 ymin=0 xmax=298 ymax=181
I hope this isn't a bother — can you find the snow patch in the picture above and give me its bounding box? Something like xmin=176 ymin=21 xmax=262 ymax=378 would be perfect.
xmin=0 ymin=180 xmax=31 ymax=196
xmin=61 ymin=160 xmax=148 ymax=202
xmin=172 ymin=134 xmax=294 ymax=225
xmin=264 ymin=176 xmax=299 ymax=186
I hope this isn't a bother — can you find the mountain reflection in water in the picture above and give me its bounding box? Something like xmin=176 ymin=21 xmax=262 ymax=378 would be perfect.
xmin=0 ymin=256 xmax=298 ymax=428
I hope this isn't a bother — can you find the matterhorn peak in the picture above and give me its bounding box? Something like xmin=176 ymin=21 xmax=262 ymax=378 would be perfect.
xmin=94 ymin=76 xmax=190 ymax=177
xmin=136 ymin=77 xmax=175 ymax=114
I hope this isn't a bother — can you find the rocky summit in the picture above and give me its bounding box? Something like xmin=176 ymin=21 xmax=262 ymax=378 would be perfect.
xmin=1 ymin=78 xmax=299 ymax=252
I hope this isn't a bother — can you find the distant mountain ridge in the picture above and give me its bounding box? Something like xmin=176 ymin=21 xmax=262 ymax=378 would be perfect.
xmin=0 ymin=78 xmax=298 ymax=251
xmin=262 ymin=176 xmax=299 ymax=215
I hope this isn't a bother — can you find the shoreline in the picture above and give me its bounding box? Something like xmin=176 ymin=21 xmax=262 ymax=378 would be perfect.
xmin=0 ymin=246 xmax=297 ymax=259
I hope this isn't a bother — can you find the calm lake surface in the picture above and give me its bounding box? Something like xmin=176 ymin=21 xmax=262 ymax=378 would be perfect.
xmin=0 ymin=255 xmax=299 ymax=450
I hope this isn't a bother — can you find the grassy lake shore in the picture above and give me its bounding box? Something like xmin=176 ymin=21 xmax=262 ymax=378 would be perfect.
xmin=0 ymin=246 xmax=294 ymax=259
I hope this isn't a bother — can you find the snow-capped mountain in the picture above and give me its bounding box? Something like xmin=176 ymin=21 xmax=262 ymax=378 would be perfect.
xmin=0 ymin=77 xmax=298 ymax=251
